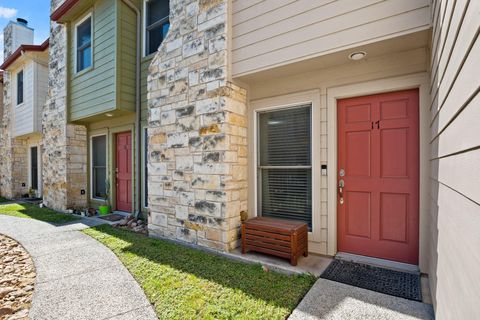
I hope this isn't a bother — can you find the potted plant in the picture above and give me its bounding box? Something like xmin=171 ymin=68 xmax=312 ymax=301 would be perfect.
xmin=28 ymin=188 xmax=36 ymax=198
xmin=98 ymin=179 xmax=111 ymax=216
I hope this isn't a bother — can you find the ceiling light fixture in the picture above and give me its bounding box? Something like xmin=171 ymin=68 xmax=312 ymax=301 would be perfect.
xmin=105 ymin=113 xmax=114 ymax=117
xmin=348 ymin=51 xmax=367 ymax=61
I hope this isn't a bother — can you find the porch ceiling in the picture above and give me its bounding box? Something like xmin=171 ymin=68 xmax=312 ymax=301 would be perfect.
xmin=233 ymin=30 xmax=430 ymax=85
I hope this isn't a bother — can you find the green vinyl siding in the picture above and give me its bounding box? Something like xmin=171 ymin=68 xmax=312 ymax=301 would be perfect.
xmin=69 ymin=0 xmax=117 ymax=121
xmin=68 ymin=0 xmax=152 ymax=123
xmin=117 ymin=0 xmax=137 ymax=112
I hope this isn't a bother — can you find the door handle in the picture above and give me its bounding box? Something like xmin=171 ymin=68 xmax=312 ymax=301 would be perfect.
xmin=339 ymin=179 xmax=345 ymax=205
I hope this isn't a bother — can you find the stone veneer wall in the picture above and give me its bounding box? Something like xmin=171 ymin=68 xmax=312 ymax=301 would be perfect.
xmin=0 ymin=70 xmax=29 ymax=198
xmin=148 ymin=0 xmax=248 ymax=251
xmin=42 ymin=0 xmax=88 ymax=211
xmin=3 ymin=24 xmax=13 ymax=61
xmin=0 ymin=71 xmax=13 ymax=198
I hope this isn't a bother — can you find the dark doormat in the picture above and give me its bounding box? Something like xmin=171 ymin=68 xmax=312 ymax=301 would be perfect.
xmin=320 ymin=259 xmax=422 ymax=301
xmin=98 ymin=214 xmax=125 ymax=222
xmin=22 ymin=198 xmax=43 ymax=203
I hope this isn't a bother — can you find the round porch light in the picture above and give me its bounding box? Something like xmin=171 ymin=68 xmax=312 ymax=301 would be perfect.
xmin=348 ymin=51 xmax=367 ymax=61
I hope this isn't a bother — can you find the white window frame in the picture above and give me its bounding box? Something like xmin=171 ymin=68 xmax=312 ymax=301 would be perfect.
xmin=143 ymin=0 xmax=170 ymax=57
xmin=250 ymin=90 xmax=322 ymax=243
xmin=28 ymin=145 xmax=41 ymax=195
xmin=74 ymin=12 xmax=93 ymax=75
xmin=90 ymin=133 xmax=108 ymax=201
xmin=16 ymin=69 xmax=24 ymax=106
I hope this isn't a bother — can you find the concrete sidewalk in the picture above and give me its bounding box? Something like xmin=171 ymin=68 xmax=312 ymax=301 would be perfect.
xmin=0 ymin=215 xmax=157 ymax=320
xmin=289 ymin=278 xmax=434 ymax=320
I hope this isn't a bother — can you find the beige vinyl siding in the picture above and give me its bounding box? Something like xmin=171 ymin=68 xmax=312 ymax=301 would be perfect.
xmin=35 ymin=63 xmax=49 ymax=133
xmin=117 ymin=0 xmax=137 ymax=112
xmin=232 ymin=0 xmax=431 ymax=76
xmin=426 ymin=0 xmax=480 ymax=318
xmin=69 ymin=0 xmax=117 ymax=121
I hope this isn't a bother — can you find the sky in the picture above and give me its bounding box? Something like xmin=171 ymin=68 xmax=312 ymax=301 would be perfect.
xmin=0 ymin=0 xmax=51 ymax=61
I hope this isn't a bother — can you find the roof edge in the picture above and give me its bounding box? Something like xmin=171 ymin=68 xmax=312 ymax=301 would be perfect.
xmin=0 ymin=39 xmax=50 ymax=71
xmin=51 ymin=0 xmax=81 ymax=22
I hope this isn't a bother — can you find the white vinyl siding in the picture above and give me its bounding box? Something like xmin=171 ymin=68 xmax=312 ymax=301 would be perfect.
xmin=13 ymin=61 xmax=34 ymax=137
xmin=426 ymin=1 xmax=480 ymax=319
xmin=232 ymin=0 xmax=431 ymax=76
xmin=11 ymin=58 xmax=48 ymax=138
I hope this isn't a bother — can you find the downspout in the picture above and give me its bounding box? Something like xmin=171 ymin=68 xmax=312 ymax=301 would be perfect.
xmin=121 ymin=0 xmax=142 ymax=219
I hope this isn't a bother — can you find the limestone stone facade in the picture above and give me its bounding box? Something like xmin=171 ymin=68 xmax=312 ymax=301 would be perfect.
xmin=147 ymin=0 xmax=248 ymax=251
xmin=0 ymin=65 xmax=30 ymax=198
xmin=3 ymin=23 xmax=13 ymax=60
xmin=42 ymin=0 xmax=88 ymax=211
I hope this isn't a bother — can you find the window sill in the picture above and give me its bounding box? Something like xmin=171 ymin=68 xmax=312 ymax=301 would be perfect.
xmin=73 ymin=65 xmax=94 ymax=78
xmin=142 ymin=52 xmax=157 ymax=60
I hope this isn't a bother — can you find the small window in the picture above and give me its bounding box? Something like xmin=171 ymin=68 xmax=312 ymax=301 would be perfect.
xmin=76 ymin=16 xmax=92 ymax=72
xmin=144 ymin=128 xmax=148 ymax=207
xmin=257 ymin=105 xmax=313 ymax=229
xmin=145 ymin=0 xmax=170 ymax=56
xmin=30 ymin=146 xmax=38 ymax=190
xmin=92 ymin=135 xmax=107 ymax=199
xmin=17 ymin=70 xmax=24 ymax=105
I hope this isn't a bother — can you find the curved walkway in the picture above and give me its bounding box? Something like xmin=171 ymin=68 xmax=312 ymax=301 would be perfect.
xmin=0 ymin=215 xmax=157 ymax=320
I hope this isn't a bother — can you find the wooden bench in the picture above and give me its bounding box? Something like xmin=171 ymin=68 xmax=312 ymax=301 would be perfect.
xmin=241 ymin=217 xmax=308 ymax=266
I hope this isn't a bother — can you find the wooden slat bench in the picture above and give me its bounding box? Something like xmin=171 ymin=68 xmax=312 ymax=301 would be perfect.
xmin=241 ymin=217 xmax=308 ymax=266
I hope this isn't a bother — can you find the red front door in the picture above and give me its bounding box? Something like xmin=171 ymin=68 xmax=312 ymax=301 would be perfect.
xmin=337 ymin=89 xmax=419 ymax=264
xmin=116 ymin=132 xmax=132 ymax=212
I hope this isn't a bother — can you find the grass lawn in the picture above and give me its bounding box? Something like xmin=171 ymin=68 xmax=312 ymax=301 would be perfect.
xmin=84 ymin=225 xmax=316 ymax=319
xmin=0 ymin=203 xmax=80 ymax=224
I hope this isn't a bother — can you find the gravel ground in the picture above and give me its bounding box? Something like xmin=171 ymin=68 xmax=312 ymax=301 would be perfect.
xmin=0 ymin=235 xmax=36 ymax=320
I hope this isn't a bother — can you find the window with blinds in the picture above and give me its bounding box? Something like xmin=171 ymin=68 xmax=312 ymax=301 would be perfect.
xmin=92 ymin=135 xmax=107 ymax=199
xmin=258 ymin=105 xmax=312 ymax=230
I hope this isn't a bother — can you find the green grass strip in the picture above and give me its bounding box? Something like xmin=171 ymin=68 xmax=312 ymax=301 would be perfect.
xmin=0 ymin=203 xmax=80 ymax=224
xmin=84 ymin=225 xmax=315 ymax=320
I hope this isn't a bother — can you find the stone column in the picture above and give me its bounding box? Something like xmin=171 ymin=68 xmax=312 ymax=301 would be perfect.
xmin=42 ymin=0 xmax=88 ymax=211
xmin=0 ymin=70 xmax=29 ymax=198
xmin=148 ymin=0 xmax=248 ymax=251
